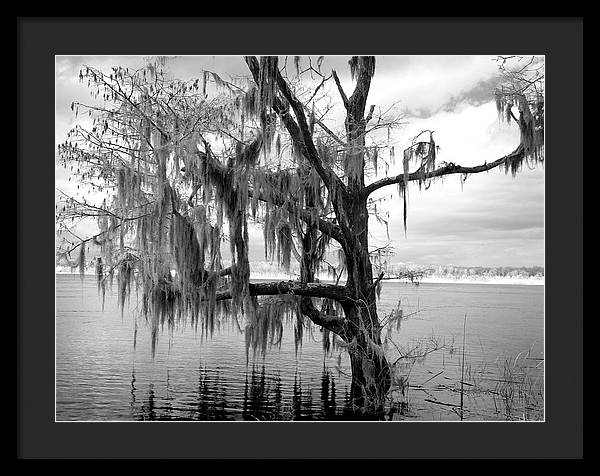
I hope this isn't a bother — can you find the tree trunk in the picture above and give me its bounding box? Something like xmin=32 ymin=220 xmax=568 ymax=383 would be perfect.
xmin=344 ymin=303 xmax=392 ymax=418
xmin=341 ymin=196 xmax=392 ymax=417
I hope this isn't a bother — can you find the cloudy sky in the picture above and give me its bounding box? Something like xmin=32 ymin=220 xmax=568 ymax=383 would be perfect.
xmin=55 ymin=55 xmax=544 ymax=268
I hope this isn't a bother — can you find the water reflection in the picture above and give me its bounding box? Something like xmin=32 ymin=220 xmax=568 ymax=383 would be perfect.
xmin=128 ymin=364 xmax=365 ymax=421
xmin=129 ymin=367 xmax=136 ymax=415
xmin=320 ymin=368 xmax=336 ymax=418
xmin=243 ymin=365 xmax=283 ymax=421
xmin=196 ymin=367 xmax=229 ymax=420
xmin=142 ymin=382 xmax=156 ymax=421
xmin=57 ymin=275 xmax=544 ymax=421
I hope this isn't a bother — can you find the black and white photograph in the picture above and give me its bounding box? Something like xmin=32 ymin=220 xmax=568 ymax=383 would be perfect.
xmin=54 ymin=54 xmax=546 ymax=422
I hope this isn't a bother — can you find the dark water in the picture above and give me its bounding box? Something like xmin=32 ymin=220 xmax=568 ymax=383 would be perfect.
xmin=55 ymin=274 xmax=544 ymax=421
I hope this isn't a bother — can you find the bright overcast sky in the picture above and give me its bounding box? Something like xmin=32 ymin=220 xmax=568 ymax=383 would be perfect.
xmin=55 ymin=55 xmax=544 ymax=268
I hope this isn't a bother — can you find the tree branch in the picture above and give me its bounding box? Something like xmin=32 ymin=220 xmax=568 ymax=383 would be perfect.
xmin=215 ymin=280 xmax=349 ymax=303
xmin=185 ymin=148 xmax=345 ymax=245
xmin=248 ymin=189 xmax=345 ymax=245
xmin=215 ymin=279 xmax=348 ymax=336
xmin=365 ymin=104 xmax=376 ymax=124
xmin=244 ymin=56 xmax=346 ymax=198
xmin=300 ymin=296 xmax=347 ymax=338
xmin=363 ymin=144 xmax=525 ymax=197
xmin=332 ymin=70 xmax=349 ymax=109
xmin=303 ymin=103 xmax=346 ymax=146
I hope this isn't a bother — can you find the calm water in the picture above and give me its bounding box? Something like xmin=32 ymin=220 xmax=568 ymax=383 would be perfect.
xmin=55 ymin=274 xmax=544 ymax=421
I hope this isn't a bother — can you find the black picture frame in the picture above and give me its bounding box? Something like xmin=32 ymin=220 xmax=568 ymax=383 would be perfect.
xmin=18 ymin=17 xmax=583 ymax=459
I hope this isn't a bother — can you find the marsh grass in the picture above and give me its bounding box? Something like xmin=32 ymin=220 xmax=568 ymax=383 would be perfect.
xmin=380 ymin=302 xmax=543 ymax=421
xmin=395 ymin=344 xmax=544 ymax=421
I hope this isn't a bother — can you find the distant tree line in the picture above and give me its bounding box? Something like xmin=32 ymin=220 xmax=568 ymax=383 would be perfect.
xmin=387 ymin=263 xmax=544 ymax=280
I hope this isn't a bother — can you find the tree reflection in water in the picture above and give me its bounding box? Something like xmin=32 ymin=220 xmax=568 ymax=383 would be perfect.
xmin=128 ymin=364 xmax=378 ymax=421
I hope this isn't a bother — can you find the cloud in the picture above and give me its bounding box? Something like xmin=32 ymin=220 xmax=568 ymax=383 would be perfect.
xmin=436 ymin=75 xmax=504 ymax=116
xmin=363 ymin=55 xmax=501 ymax=119
xmin=366 ymin=97 xmax=544 ymax=267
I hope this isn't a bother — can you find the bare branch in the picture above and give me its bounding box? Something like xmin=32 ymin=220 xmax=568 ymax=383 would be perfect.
xmin=303 ymin=104 xmax=346 ymax=146
xmin=332 ymin=70 xmax=349 ymax=109
xmin=365 ymin=104 xmax=376 ymax=124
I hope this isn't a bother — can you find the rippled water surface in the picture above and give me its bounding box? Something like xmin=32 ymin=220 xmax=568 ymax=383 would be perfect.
xmin=56 ymin=274 xmax=544 ymax=421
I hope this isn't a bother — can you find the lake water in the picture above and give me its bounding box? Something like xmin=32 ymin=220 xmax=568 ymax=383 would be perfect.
xmin=55 ymin=274 xmax=544 ymax=421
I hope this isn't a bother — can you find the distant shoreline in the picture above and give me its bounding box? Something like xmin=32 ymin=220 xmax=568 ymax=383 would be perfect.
xmin=412 ymin=277 xmax=543 ymax=286
xmin=55 ymin=270 xmax=544 ymax=286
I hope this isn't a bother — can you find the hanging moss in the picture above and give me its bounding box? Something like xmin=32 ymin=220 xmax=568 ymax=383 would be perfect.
xmin=349 ymin=56 xmax=376 ymax=82
xmin=57 ymin=59 xmax=346 ymax=363
xmin=78 ymin=242 xmax=86 ymax=280
xmin=495 ymin=90 xmax=544 ymax=175
xmin=244 ymin=295 xmax=298 ymax=363
xmin=276 ymin=222 xmax=292 ymax=271
xmin=95 ymin=257 xmax=106 ymax=310
xmin=258 ymin=56 xmax=279 ymax=114
xmin=170 ymin=213 xmax=205 ymax=290
xmin=117 ymin=253 xmax=136 ymax=315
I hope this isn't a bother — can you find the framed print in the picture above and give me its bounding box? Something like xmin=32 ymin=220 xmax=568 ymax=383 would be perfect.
xmin=18 ymin=17 xmax=582 ymax=459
